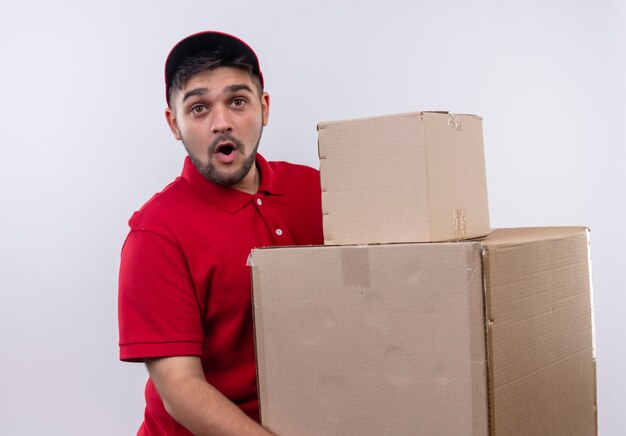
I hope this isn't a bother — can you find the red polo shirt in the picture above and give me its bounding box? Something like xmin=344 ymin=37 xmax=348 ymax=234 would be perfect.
xmin=118 ymin=154 xmax=323 ymax=435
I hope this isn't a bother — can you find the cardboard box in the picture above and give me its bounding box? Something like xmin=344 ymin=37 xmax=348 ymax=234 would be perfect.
xmin=250 ymin=227 xmax=597 ymax=435
xmin=318 ymin=111 xmax=490 ymax=244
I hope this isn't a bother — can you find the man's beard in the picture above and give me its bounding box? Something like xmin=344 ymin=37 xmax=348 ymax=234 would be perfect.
xmin=183 ymin=127 xmax=262 ymax=187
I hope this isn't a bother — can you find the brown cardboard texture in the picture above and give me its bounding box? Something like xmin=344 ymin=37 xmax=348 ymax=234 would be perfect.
xmin=318 ymin=111 xmax=490 ymax=244
xmin=250 ymin=227 xmax=596 ymax=435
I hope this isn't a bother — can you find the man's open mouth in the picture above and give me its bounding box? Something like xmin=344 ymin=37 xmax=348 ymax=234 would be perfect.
xmin=216 ymin=143 xmax=236 ymax=156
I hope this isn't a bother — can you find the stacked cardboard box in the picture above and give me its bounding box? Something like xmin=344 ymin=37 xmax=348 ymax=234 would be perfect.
xmin=250 ymin=112 xmax=597 ymax=435
xmin=318 ymin=112 xmax=490 ymax=244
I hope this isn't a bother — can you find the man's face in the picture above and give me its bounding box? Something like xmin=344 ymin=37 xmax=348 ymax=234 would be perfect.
xmin=166 ymin=66 xmax=269 ymax=192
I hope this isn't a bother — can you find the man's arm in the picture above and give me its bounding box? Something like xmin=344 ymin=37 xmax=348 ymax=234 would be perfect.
xmin=145 ymin=356 xmax=272 ymax=436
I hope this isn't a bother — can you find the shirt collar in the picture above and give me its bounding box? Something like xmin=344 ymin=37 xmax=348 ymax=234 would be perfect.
xmin=181 ymin=153 xmax=284 ymax=214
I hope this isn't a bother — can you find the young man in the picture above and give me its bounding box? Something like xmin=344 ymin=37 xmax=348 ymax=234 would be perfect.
xmin=118 ymin=31 xmax=323 ymax=435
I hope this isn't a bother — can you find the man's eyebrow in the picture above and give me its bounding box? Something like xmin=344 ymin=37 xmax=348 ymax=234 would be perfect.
xmin=181 ymin=84 xmax=254 ymax=102
xmin=182 ymin=88 xmax=207 ymax=102
xmin=224 ymin=84 xmax=254 ymax=94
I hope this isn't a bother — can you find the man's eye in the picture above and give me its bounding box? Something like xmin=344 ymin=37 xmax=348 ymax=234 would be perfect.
xmin=191 ymin=105 xmax=206 ymax=114
xmin=231 ymin=98 xmax=246 ymax=107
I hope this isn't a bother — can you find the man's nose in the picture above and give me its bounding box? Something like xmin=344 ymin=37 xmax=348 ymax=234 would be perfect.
xmin=211 ymin=105 xmax=233 ymax=134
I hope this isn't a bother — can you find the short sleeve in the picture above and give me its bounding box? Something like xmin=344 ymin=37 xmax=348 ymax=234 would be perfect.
xmin=118 ymin=229 xmax=204 ymax=362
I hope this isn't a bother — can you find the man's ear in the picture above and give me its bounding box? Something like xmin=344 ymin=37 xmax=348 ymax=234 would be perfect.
xmin=261 ymin=92 xmax=270 ymax=127
xmin=165 ymin=108 xmax=182 ymax=140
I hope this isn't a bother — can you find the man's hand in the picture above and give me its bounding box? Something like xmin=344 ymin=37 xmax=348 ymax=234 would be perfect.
xmin=145 ymin=356 xmax=272 ymax=436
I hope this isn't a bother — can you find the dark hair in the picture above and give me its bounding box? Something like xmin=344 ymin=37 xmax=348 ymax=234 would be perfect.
xmin=167 ymin=48 xmax=263 ymax=105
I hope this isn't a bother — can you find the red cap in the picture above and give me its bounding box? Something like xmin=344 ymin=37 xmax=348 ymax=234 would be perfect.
xmin=164 ymin=31 xmax=264 ymax=106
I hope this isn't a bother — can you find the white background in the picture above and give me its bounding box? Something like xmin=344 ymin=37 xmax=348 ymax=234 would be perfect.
xmin=1 ymin=0 xmax=624 ymax=434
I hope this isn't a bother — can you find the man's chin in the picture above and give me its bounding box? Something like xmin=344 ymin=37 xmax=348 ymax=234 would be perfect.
xmin=209 ymin=171 xmax=247 ymax=187
xmin=185 ymin=139 xmax=259 ymax=187
xmin=194 ymin=154 xmax=257 ymax=187
xmin=198 ymin=165 xmax=243 ymax=186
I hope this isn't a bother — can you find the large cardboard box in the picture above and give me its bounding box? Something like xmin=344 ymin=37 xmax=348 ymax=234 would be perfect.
xmin=250 ymin=227 xmax=597 ymax=435
xmin=318 ymin=111 xmax=490 ymax=244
